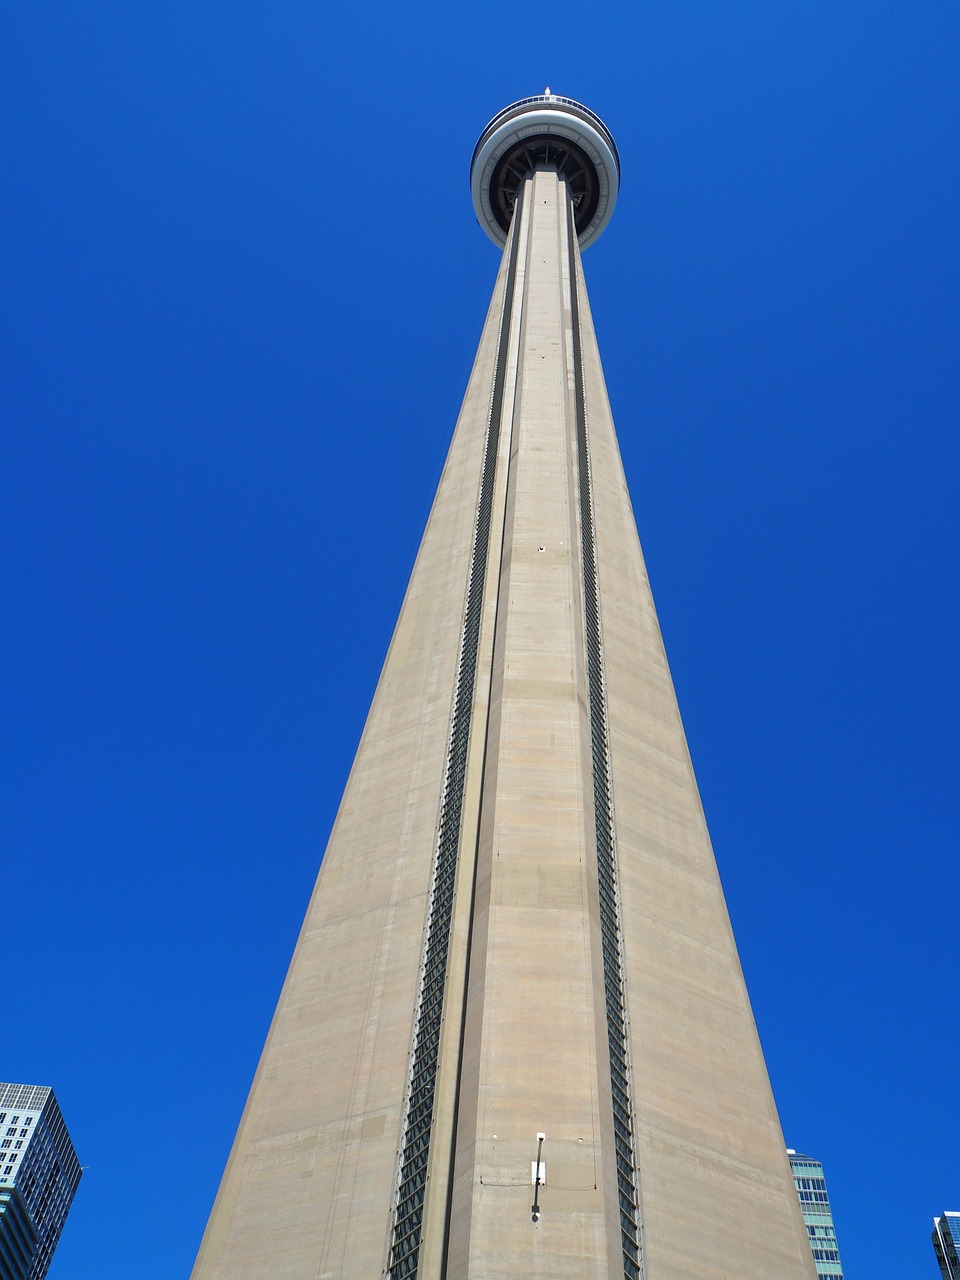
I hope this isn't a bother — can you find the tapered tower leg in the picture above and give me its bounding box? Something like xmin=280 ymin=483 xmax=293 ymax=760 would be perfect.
xmin=190 ymin=219 xmax=520 ymax=1280
xmin=571 ymin=200 xmax=817 ymax=1280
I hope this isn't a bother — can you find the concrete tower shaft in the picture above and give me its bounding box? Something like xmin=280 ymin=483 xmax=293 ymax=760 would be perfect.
xmin=192 ymin=99 xmax=817 ymax=1280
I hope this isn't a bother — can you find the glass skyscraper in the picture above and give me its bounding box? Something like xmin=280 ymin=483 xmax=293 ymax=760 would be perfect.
xmin=0 ymin=1083 xmax=82 ymax=1280
xmin=787 ymin=1150 xmax=844 ymax=1279
xmin=933 ymin=1212 xmax=960 ymax=1280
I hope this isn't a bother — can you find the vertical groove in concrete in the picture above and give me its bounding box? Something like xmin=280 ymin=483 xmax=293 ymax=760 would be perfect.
xmin=571 ymin=224 xmax=818 ymax=1280
xmin=388 ymin=189 xmax=527 ymax=1280
xmin=567 ymin=195 xmax=642 ymax=1280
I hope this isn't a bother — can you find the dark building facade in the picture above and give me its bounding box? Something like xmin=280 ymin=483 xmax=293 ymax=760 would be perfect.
xmin=0 ymin=1084 xmax=81 ymax=1280
xmin=933 ymin=1212 xmax=960 ymax=1280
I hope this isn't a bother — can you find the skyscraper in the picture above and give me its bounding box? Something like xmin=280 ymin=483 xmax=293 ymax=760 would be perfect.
xmin=787 ymin=1150 xmax=845 ymax=1279
xmin=933 ymin=1212 xmax=960 ymax=1280
xmin=0 ymin=1083 xmax=82 ymax=1280
xmin=192 ymin=93 xmax=816 ymax=1280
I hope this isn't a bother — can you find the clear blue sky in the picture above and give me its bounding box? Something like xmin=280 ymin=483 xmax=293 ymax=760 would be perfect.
xmin=4 ymin=2 xmax=958 ymax=1276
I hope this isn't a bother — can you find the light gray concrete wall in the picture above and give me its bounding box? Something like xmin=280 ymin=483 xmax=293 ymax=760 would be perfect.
xmin=191 ymin=242 xmax=515 ymax=1280
xmin=572 ymin=233 xmax=818 ymax=1279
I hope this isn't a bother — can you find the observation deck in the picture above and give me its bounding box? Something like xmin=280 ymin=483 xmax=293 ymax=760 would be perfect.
xmin=470 ymin=93 xmax=620 ymax=250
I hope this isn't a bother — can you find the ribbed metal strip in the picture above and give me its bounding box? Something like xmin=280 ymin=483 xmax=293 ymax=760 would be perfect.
xmin=567 ymin=197 xmax=643 ymax=1280
xmin=387 ymin=188 xmax=525 ymax=1280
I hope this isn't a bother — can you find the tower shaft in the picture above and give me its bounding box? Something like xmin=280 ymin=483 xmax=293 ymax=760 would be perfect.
xmin=192 ymin=164 xmax=816 ymax=1280
xmin=443 ymin=169 xmax=616 ymax=1276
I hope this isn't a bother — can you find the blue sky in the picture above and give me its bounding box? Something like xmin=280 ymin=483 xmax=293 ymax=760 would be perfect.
xmin=4 ymin=2 xmax=959 ymax=1275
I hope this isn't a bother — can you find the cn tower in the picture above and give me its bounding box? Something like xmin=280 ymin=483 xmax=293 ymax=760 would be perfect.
xmin=192 ymin=93 xmax=817 ymax=1280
